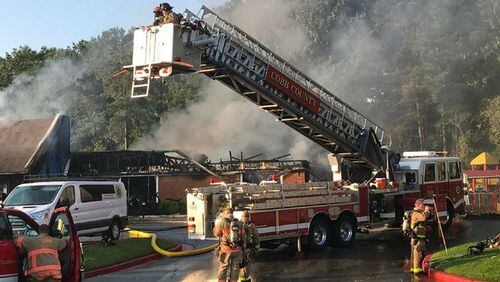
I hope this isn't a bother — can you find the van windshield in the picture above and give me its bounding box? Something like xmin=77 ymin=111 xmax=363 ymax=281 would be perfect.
xmin=4 ymin=185 xmax=62 ymax=206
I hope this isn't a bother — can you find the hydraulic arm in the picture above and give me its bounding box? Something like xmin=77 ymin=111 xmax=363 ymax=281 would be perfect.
xmin=125 ymin=6 xmax=394 ymax=182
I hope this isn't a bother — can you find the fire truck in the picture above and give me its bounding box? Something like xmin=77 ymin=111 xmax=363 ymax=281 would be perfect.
xmin=124 ymin=6 xmax=464 ymax=250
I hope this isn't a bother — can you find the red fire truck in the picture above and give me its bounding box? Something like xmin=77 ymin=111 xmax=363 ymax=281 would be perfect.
xmin=124 ymin=6 xmax=464 ymax=250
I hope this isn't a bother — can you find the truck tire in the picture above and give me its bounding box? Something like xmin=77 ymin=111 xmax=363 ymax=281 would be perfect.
xmin=332 ymin=214 xmax=356 ymax=247
xmin=108 ymin=219 xmax=121 ymax=241
xmin=307 ymin=217 xmax=330 ymax=252
xmin=441 ymin=201 xmax=454 ymax=230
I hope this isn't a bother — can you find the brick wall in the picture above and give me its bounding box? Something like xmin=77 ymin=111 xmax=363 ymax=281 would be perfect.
xmin=283 ymin=171 xmax=308 ymax=183
xmin=158 ymin=174 xmax=239 ymax=201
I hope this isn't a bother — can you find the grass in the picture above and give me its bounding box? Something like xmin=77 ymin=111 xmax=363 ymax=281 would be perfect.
xmin=431 ymin=242 xmax=500 ymax=281
xmin=83 ymin=238 xmax=175 ymax=271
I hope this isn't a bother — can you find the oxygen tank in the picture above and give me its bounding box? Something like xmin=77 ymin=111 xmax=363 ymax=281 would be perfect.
xmin=230 ymin=219 xmax=239 ymax=247
xmin=402 ymin=210 xmax=412 ymax=236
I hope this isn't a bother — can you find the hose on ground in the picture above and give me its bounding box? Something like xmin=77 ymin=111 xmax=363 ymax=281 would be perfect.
xmin=127 ymin=229 xmax=218 ymax=257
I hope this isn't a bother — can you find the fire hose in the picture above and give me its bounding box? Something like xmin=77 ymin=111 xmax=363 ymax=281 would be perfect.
xmin=126 ymin=229 xmax=218 ymax=257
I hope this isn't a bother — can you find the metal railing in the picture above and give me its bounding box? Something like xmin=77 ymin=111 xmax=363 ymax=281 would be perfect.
xmin=198 ymin=6 xmax=388 ymax=145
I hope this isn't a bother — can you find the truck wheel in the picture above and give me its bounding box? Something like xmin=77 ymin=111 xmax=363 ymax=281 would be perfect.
xmin=441 ymin=201 xmax=454 ymax=230
xmin=307 ymin=217 xmax=330 ymax=252
xmin=332 ymin=214 xmax=356 ymax=247
xmin=108 ymin=219 xmax=121 ymax=241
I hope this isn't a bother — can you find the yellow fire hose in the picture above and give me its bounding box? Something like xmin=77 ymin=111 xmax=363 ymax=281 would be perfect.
xmin=126 ymin=229 xmax=218 ymax=257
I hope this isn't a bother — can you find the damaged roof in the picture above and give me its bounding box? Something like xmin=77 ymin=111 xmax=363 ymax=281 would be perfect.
xmin=0 ymin=115 xmax=66 ymax=174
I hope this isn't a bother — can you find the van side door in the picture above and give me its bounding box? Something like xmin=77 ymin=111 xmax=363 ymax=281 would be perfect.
xmin=76 ymin=184 xmax=114 ymax=233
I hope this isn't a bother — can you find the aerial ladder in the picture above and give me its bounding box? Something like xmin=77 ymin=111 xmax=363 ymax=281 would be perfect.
xmin=124 ymin=6 xmax=396 ymax=183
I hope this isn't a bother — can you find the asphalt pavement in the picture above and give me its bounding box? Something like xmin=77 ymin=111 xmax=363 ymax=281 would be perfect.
xmin=86 ymin=216 xmax=499 ymax=282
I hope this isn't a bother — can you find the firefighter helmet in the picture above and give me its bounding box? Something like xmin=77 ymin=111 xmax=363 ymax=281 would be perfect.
xmin=160 ymin=3 xmax=173 ymax=11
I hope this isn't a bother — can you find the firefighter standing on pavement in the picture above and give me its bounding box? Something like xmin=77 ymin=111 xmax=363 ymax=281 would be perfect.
xmin=15 ymin=224 xmax=67 ymax=282
xmin=213 ymin=206 xmax=246 ymax=282
xmin=410 ymin=199 xmax=431 ymax=275
xmin=240 ymin=210 xmax=260 ymax=282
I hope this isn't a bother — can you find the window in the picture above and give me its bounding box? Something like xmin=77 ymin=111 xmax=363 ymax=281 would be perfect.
xmin=437 ymin=162 xmax=446 ymax=181
xmin=0 ymin=216 xmax=11 ymax=240
xmin=80 ymin=185 xmax=115 ymax=203
xmin=4 ymin=185 xmax=61 ymax=206
xmin=406 ymin=172 xmax=417 ymax=184
xmin=424 ymin=163 xmax=436 ymax=182
xmin=7 ymin=215 xmax=38 ymax=238
xmin=449 ymin=162 xmax=461 ymax=179
xmin=58 ymin=186 xmax=75 ymax=207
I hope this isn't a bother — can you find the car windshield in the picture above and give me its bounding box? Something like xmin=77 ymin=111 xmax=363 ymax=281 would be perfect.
xmin=4 ymin=185 xmax=62 ymax=206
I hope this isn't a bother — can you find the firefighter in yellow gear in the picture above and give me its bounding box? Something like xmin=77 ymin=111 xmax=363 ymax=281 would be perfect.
xmin=240 ymin=210 xmax=260 ymax=282
xmin=15 ymin=224 xmax=67 ymax=282
xmin=213 ymin=207 xmax=246 ymax=282
xmin=161 ymin=3 xmax=178 ymax=24
xmin=153 ymin=3 xmax=178 ymax=25
xmin=410 ymin=199 xmax=431 ymax=275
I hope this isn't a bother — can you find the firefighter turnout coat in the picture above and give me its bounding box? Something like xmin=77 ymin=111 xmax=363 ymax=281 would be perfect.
xmin=15 ymin=234 xmax=67 ymax=280
xmin=213 ymin=218 xmax=245 ymax=254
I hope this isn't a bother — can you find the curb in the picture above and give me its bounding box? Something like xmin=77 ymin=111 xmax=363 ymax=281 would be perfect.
xmin=127 ymin=225 xmax=187 ymax=232
xmin=424 ymin=254 xmax=485 ymax=282
xmin=84 ymin=243 xmax=182 ymax=278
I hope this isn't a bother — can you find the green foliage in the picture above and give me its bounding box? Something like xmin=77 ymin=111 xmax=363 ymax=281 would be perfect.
xmin=431 ymin=242 xmax=500 ymax=281
xmin=83 ymin=238 xmax=175 ymax=271
xmin=154 ymin=200 xmax=186 ymax=215
xmin=0 ymin=28 xmax=203 ymax=151
xmin=0 ymin=0 xmax=498 ymax=161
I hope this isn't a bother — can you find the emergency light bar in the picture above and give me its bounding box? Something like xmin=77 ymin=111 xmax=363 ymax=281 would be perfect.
xmin=402 ymin=151 xmax=437 ymax=158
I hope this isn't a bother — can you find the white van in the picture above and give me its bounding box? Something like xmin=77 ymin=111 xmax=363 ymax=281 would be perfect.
xmin=2 ymin=181 xmax=127 ymax=240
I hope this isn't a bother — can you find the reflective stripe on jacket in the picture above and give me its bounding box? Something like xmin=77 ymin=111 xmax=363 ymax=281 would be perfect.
xmin=15 ymin=234 xmax=67 ymax=280
xmin=163 ymin=12 xmax=177 ymax=24
xmin=410 ymin=209 xmax=430 ymax=239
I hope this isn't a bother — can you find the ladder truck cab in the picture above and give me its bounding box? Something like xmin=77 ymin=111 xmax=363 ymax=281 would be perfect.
xmin=395 ymin=151 xmax=464 ymax=223
xmin=125 ymin=6 xmax=463 ymax=250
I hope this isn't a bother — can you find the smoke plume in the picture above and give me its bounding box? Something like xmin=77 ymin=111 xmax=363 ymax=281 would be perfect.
xmin=0 ymin=58 xmax=87 ymax=121
xmin=135 ymin=0 xmax=330 ymax=166
xmin=136 ymin=0 xmax=498 ymax=164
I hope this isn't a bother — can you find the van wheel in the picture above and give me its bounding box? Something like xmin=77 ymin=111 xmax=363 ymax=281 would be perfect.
xmin=108 ymin=220 xmax=120 ymax=241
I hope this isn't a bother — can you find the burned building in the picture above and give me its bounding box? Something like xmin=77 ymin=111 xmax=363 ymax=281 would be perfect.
xmin=0 ymin=116 xmax=316 ymax=208
xmin=68 ymin=150 xmax=314 ymax=203
xmin=0 ymin=114 xmax=71 ymax=194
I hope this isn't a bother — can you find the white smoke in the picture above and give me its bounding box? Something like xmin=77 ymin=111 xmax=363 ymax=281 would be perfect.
xmin=0 ymin=58 xmax=87 ymax=121
xmin=136 ymin=81 xmax=328 ymax=163
xmin=134 ymin=0 xmax=330 ymax=166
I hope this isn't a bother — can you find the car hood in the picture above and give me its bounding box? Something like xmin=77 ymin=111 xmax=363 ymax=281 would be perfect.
xmin=7 ymin=204 xmax=51 ymax=215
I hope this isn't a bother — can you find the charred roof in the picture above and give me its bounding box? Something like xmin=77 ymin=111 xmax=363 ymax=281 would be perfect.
xmin=0 ymin=115 xmax=70 ymax=175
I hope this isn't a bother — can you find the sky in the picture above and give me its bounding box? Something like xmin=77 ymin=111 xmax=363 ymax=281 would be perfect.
xmin=0 ymin=0 xmax=225 ymax=56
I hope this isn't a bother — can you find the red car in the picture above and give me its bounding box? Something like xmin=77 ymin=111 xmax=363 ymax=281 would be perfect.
xmin=0 ymin=206 xmax=83 ymax=282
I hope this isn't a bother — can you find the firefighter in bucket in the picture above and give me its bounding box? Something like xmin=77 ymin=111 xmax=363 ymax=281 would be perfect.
xmin=213 ymin=206 xmax=246 ymax=282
